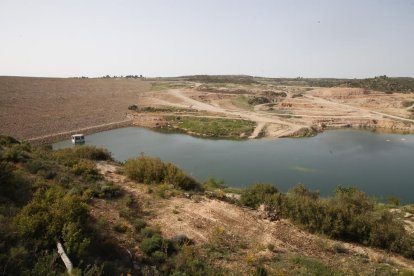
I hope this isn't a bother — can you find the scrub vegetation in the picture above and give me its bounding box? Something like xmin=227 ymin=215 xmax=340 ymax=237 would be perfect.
xmin=158 ymin=75 xmax=414 ymax=93
xmin=0 ymin=136 xmax=214 ymax=275
xmin=163 ymin=116 xmax=256 ymax=139
xmin=1 ymin=135 xmax=414 ymax=275
xmin=124 ymin=155 xmax=200 ymax=191
xmin=240 ymin=184 xmax=414 ymax=258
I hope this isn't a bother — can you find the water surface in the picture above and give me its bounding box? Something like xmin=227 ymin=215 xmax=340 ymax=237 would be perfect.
xmin=54 ymin=127 xmax=414 ymax=202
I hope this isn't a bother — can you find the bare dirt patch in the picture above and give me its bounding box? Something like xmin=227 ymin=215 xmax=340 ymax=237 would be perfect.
xmin=0 ymin=77 xmax=150 ymax=141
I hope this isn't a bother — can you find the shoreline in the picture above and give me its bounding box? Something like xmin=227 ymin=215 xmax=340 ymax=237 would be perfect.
xmin=26 ymin=112 xmax=414 ymax=146
xmin=39 ymin=121 xmax=414 ymax=146
xmin=27 ymin=119 xmax=133 ymax=145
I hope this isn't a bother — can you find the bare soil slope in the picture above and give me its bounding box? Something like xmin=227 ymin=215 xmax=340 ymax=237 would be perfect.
xmin=0 ymin=77 xmax=150 ymax=141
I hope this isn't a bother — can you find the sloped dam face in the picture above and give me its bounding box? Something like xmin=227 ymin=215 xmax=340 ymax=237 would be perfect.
xmin=54 ymin=127 xmax=414 ymax=203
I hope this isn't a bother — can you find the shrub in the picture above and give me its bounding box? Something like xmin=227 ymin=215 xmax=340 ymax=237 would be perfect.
xmin=124 ymin=156 xmax=200 ymax=190
xmin=133 ymin=218 xmax=147 ymax=231
xmin=141 ymin=226 xmax=158 ymax=238
xmin=164 ymin=163 xmax=199 ymax=190
xmin=71 ymin=160 xmax=101 ymax=181
xmin=332 ymin=242 xmax=347 ymax=254
xmin=140 ymin=234 xmax=164 ymax=255
xmin=289 ymin=256 xmax=337 ymax=276
xmin=254 ymin=266 xmax=268 ymax=276
xmin=0 ymin=160 xmax=13 ymax=184
xmin=2 ymin=144 xmax=29 ymax=162
xmin=0 ymin=169 xmax=32 ymax=205
xmin=25 ymin=159 xmax=47 ymax=174
xmin=52 ymin=146 xmax=111 ymax=166
xmin=73 ymin=146 xmax=112 ymax=161
xmin=15 ymin=187 xmax=89 ymax=250
xmin=266 ymin=243 xmax=275 ymax=252
xmin=124 ymin=156 xmax=166 ymax=184
xmin=128 ymin=104 xmax=138 ymax=111
xmin=113 ymin=222 xmax=128 ymax=233
xmin=0 ymin=135 xmax=19 ymax=146
xmin=264 ymin=184 xmax=414 ymax=258
xmin=248 ymin=96 xmax=270 ymax=105
xmin=240 ymin=183 xmax=279 ymax=208
xmin=388 ymin=196 xmax=400 ymax=206
xmin=203 ymin=177 xmax=226 ymax=190
xmin=172 ymin=246 xmax=222 ymax=275
xmin=151 ymin=250 xmax=167 ymax=263
xmin=91 ymin=182 xmax=122 ymax=199
xmin=37 ymin=169 xmax=56 ymax=180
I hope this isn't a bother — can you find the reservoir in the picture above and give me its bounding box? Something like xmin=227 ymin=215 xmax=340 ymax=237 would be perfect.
xmin=54 ymin=127 xmax=414 ymax=203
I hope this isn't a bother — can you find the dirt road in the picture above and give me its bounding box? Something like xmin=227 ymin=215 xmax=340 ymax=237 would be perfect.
xmin=305 ymin=94 xmax=414 ymax=123
xmin=138 ymin=85 xmax=414 ymax=137
xmin=168 ymin=90 xmax=305 ymax=137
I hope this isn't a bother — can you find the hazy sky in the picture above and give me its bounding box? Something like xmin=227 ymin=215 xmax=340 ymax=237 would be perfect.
xmin=0 ymin=0 xmax=413 ymax=78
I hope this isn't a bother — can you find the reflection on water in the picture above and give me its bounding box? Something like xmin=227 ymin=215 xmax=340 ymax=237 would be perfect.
xmin=54 ymin=127 xmax=414 ymax=203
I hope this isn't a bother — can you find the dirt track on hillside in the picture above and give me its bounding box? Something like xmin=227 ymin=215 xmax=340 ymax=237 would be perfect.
xmin=0 ymin=77 xmax=150 ymax=141
xmin=137 ymin=86 xmax=414 ymax=138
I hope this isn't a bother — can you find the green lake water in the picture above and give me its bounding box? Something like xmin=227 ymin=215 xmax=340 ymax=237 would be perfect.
xmin=54 ymin=127 xmax=414 ymax=203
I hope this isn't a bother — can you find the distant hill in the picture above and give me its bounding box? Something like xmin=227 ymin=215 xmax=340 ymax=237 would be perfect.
xmin=153 ymin=75 xmax=414 ymax=93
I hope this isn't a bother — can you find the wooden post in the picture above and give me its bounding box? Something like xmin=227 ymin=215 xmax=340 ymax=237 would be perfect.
xmin=57 ymin=241 xmax=73 ymax=274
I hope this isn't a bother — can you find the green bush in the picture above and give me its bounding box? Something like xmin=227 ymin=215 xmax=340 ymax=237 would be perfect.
xmin=141 ymin=226 xmax=158 ymax=238
xmin=254 ymin=266 xmax=268 ymax=276
xmin=72 ymin=146 xmax=112 ymax=161
xmin=0 ymin=168 xmax=32 ymax=205
xmin=388 ymin=196 xmax=400 ymax=206
xmin=37 ymin=169 xmax=56 ymax=180
xmin=264 ymin=184 xmax=414 ymax=258
xmin=289 ymin=256 xmax=338 ymax=276
xmin=124 ymin=156 xmax=200 ymax=190
xmin=151 ymin=250 xmax=167 ymax=263
xmin=113 ymin=222 xmax=128 ymax=233
xmin=25 ymin=159 xmax=47 ymax=174
xmin=140 ymin=234 xmax=165 ymax=255
xmin=91 ymin=182 xmax=122 ymax=199
xmin=203 ymin=177 xmax=226 ymax=190
xmin=124 ymin=156 xmax=166 ymax=184
xmin=171 ymin=246 xmax=223 ymax=275
xmin=240 ymin=183 xmax=279 ymax=208
xmin=0 ymin=135 xmax=19 ymax=146
xmin=15 ymin=186 xmax=89 ymax=251
xmin=133 ymin=218 xmax=147 ymax=231
xmin=2 ymin=144 xmax=29 ymax=162
xmin=52 ymin=146 xmax=111 ymax=166
xmin=71 ymin=160 xmax=101 ymax=181
xmin=0 ymin=160 xmax=13 ymax=184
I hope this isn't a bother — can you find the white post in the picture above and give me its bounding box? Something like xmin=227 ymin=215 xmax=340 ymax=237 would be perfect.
xmin=57 ymin=241 xmax=73 ymax=274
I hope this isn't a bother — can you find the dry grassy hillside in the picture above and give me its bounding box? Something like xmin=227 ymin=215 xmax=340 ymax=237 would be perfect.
xmin=0 ymin=77 xmax=150 ymax=140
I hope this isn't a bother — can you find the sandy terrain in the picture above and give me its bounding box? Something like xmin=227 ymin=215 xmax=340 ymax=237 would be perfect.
xmin=95 ymin=161 xmax=414 ymax=273
xmin=0 ymin=76 xmax=150 ymax=142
